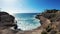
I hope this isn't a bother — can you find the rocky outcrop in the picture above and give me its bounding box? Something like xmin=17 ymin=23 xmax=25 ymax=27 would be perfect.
xmin=0 ymin=12 xmax=16 ymax=28
xmin=35 ymin=9 xmax=60 ymax=34
xmin=0 ymin=12 xmax=18 ymax=34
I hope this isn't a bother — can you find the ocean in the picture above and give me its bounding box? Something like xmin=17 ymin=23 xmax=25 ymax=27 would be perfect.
xmin=13 ymin=13 xmax=41 ymax=31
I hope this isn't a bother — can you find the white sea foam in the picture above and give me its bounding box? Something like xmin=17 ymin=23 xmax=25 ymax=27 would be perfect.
xmin=16 ymin=18 xmax=41 ymax=31
xmin=14 ymin=13 xmax=41 ymax=31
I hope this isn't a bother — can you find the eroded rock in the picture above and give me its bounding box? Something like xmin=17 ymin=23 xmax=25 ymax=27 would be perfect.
xmin=0 ymin=12 xmax=18 ymax=34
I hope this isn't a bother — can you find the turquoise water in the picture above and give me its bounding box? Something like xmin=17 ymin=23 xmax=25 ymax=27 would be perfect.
xmin=14 ymin=13 xmax=41 ymax=30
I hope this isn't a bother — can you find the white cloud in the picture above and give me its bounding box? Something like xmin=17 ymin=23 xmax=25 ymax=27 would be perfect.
xmin=1 ymin=0 xmax=40 ymax=14
xmin=2 ymin=8 xmax=40 ymax=13
xmin=3 ymin=0 xmax=17 ymax=4
xmin=2 ymin=0 xmax=18 ymax=7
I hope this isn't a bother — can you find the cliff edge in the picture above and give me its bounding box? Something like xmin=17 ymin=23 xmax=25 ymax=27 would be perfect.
xmin=36 ymin=9 xmax=60 ymax=34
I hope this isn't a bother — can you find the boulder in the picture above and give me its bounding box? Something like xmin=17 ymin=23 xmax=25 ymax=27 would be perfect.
xmin=0 ymin=12 xmax=16 ymax=28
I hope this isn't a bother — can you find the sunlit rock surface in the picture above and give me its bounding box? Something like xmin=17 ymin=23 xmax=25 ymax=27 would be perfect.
xmin=36 ymin=9 xmax=60 ymax=34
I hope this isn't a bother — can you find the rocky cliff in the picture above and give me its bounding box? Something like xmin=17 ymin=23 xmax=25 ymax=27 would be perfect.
xmin=35 ymin=9 xmax=60 ymax=34
xmin=0 ymin=9 xmax=60 ymax=34
xmin=0 ymin=12 xmax=18 ymax=34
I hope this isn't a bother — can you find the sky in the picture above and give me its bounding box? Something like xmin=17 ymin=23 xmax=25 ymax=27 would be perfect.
xmin=0 ymin=0 xmax=60 ymax=14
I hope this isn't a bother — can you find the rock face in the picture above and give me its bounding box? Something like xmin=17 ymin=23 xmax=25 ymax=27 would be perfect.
xmin=36 ymin=9 xmax=60 ymax=34
xmin=0 ymin=12 xmax=16 ymax=28
xmin=0 ymin=12 xmax=18 ymax=34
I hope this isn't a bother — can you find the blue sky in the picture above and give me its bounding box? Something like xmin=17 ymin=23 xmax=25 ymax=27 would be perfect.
xmin=0 ymin=0 xmax=60 ymax=14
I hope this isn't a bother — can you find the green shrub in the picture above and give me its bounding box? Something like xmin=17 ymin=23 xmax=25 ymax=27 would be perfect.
xmin=46 ymin=26 xmax=52 ymax=32
xmin=41 ymin=31 xmax=47 ymax=34
xmin=45 ymin=9 xmax=58 ymax=13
